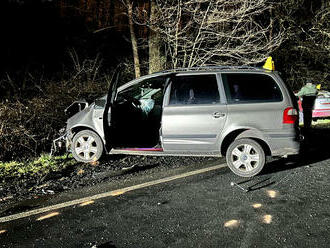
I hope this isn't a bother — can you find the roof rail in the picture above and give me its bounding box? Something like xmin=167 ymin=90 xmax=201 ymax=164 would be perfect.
xmin=155 ymin=65 xmax=263 ymax=74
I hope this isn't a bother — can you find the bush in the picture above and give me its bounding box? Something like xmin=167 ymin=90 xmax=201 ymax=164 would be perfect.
xmin=0 ymin=78 xmax=108 ymax=161
xmin=0 ymin=52 xmax=137 ymax=161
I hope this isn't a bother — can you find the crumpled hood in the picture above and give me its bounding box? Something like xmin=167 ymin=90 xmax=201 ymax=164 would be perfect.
xmin=66 ymin=104 xmax=94 ymax=129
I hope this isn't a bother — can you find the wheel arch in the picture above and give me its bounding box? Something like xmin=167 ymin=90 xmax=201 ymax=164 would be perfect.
xmin=220 ymin=129 xmax=272 ymax=156
xmin=69 ymin=125 xmax=107 ymax=152
xmin=71 ymin=125 xmax=98 ymax=136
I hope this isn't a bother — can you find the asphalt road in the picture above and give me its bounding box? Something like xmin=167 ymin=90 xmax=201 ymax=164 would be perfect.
xmin=0 ymin=151 xmax=330 ymax=248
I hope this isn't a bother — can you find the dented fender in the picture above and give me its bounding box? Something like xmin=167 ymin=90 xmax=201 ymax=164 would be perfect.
xmin=65 ymin=103 xmax=106 ymax=147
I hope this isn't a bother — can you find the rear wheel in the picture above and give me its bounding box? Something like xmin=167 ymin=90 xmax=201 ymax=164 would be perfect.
xmin=226 ymin=138 xmax=265 ymax=177
xmin=72 ymin=130 xmax=103 ymax=163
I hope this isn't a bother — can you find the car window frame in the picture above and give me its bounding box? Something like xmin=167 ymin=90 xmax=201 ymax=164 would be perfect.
xmin=220 ymin=72 xmax=284 ymax=105
xmin=164 ymin=72 xmax=225 ymax=107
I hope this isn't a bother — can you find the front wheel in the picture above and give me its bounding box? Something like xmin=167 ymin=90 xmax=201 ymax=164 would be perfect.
xmin=71 ymin=130 xmax=104 ymax=163
xmin=226 ymin=138 xmax=265 ymax=177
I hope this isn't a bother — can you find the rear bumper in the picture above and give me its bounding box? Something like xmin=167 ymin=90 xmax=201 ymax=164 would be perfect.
xmin=268 ymin=131 xmax=302 ymax=157
xmin=312 ymin=109 xmax=330 ymax=118
xmin=270 ymin=140 xmax=300 ymax=157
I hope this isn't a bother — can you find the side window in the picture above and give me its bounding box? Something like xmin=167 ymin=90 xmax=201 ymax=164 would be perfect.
xmin=169 ymin=75 xmax=220 ymax=105
xmin=222 ymin=73 xmax=283 ymax=104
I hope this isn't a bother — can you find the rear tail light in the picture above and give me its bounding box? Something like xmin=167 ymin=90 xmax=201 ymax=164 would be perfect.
xmin=283 ymin=107 xmax=298 ymax=124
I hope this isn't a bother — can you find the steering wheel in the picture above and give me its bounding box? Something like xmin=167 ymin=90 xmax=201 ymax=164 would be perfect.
xmin=121 ymin=96 xmax=141 ymax=108
xmin=131 ymin=97 xmax=141 ymax=108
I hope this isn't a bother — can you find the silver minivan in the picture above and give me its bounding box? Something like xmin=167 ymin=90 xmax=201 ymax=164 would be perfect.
xmin=64 ymin=66 xmax=301 ymax=177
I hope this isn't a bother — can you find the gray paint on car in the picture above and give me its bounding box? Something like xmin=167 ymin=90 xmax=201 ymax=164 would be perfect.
xmin=65 ymin=68 xmax=300 ymax=160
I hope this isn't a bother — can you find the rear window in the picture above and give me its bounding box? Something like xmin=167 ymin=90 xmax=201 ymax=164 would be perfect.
xmin=222 ymin=73 xmax=283 ymax=104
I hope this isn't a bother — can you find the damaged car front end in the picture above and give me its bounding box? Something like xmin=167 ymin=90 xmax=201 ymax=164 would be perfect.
xmin=51 ymin=67 xmax=121 ymax=161
xmin=50 ymin=98 xmax=106 ymax=157
xmin=65 ymin=96 xmax=107 ymax=158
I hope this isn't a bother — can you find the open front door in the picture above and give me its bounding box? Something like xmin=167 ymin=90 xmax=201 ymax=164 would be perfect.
xmin=103 ymin=66 xmax=121 ymax=151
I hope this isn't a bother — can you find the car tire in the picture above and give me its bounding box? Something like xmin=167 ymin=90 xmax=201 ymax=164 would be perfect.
xmin=226 ymin=138 xmax=265 ymax=177
xmin=71 ymin=130 xmax=104 ymax=163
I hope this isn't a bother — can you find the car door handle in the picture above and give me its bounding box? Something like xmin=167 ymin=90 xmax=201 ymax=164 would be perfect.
xmin=213 ymin=112 xmax=225 ymax=118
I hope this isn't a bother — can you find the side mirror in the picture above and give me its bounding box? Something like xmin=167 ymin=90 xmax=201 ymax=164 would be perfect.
xmin=65 ymin=100 xmax=88 ymax=117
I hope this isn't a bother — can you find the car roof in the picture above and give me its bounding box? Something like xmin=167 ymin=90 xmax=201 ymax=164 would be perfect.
xmin=153 ymin=66 xmax=273 ymax=75
xmin=118 ymin=66 xmax=276 ymax=92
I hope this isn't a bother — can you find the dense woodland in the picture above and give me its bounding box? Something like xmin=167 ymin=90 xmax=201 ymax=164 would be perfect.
xmin=0 ymin=0 xmax=329 ymax=161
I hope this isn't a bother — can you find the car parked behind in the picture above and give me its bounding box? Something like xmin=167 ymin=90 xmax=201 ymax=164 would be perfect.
xmin=298 ymin=90 xmax=330 ymax=122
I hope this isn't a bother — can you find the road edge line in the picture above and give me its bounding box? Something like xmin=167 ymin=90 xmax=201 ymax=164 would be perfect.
xmin=0 ymin=163 xmax=227 ymax=223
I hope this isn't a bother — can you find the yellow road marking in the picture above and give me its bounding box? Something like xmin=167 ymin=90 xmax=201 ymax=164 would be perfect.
xmin=252 ymin=203 xmax=262 ymax=209
xmin=0 ymin=163 xmax=227 ymax=223
xmin=79 ymin=200 xmax=95 ymax=206
xmin=224 ymin=219 xmax=240 ymax=228
xmin=262 ymin=214 xmax=273 ymax=224
xmin=36 ymin=212 xmax=60 ymax=221
xmin=266 ymin=190 xmax=278 ymax=198
xmin=110 ymin=190 xmax=126 ymax=196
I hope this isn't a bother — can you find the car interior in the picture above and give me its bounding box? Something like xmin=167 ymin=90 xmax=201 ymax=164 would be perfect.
xmin=110 ymin=76 xmax=167 ymax=148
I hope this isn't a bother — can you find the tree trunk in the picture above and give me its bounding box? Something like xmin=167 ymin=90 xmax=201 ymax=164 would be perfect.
xmin=148 ymin=0 xmax=164 ymax=74
xmin=269 ymin=8 xmax=273 ymax=42
xmin=127 ymin=1 xmax=141 ymax=78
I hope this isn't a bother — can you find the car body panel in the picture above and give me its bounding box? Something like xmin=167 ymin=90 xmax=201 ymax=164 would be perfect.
xmin=216 ymin=71 xmax=300 ymax=156
xmin=161 ymin=72 xmax=228 ymax=152
xmin=66 ymin=104 xmax=104 ymax=140
xmin=162 ymin=104 xmax=228 ymax=152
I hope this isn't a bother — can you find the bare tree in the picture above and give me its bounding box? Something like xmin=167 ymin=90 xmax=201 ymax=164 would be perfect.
xmin=148 ymin=0 xmax=284 ymax=68
xmin=310 ymin=2 xmax=330 ymax=54
xmin=121 ymin=0 xmax=141 ymax=78
xmin=271 ymin=0 xmax=329 ymax=88
xmin=148 ymin=0 xmax=165 ymax=73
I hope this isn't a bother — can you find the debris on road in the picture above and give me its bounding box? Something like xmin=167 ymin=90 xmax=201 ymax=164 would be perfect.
xmin=230 ymin=181 xmax=249 ymax=193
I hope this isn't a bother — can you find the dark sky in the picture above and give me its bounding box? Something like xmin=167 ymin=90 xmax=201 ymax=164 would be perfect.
xmin=0 ymin=0 xmax=130 ymax=75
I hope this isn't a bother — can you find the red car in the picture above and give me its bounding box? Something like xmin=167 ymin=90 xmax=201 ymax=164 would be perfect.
xmin=298 ymin=91 xmax=330 ymax=121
